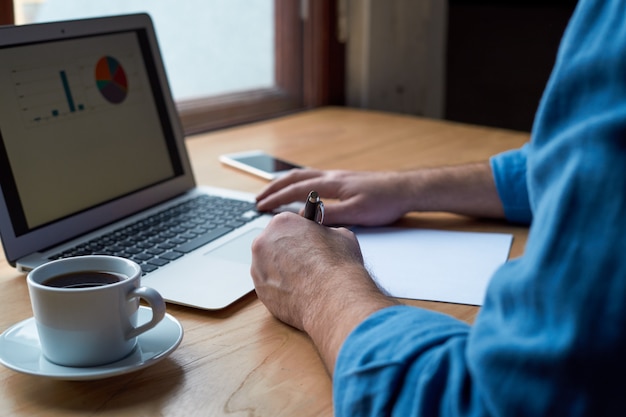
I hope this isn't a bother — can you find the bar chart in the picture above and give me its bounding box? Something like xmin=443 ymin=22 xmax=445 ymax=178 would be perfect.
xmin=58 ymin=70 xmax=84 ymax=114
xmin=12 ymin=65 xmax=85 ymax=124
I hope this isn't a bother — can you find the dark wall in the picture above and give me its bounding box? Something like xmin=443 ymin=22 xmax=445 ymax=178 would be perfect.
xmin=445 ymin=1 xmax=577 ymax=132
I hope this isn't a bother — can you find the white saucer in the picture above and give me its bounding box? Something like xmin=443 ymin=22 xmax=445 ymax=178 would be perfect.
xmin=0 ymin=306 xmax=183 ymax=380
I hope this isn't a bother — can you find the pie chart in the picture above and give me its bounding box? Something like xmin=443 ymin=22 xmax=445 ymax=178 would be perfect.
xmin=95 ymin=56 xmax=128 ymax=104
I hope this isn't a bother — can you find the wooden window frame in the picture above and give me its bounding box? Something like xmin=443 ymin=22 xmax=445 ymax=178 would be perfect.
xmin=0 ymin=0 xmax=12 ymax=26
xmin=0 ymin=0 xmax=344 ymax=135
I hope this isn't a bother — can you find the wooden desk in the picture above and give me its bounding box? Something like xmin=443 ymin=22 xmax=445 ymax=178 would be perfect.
xmin=0 ymin=107 xmax=529 ymax=416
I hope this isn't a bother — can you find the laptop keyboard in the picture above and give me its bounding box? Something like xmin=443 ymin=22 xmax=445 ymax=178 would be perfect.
xmin=49 ymin=194 xmax=261 ymax=274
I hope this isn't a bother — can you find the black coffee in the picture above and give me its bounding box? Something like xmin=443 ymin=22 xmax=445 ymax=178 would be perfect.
xmin=42 ymin=271 xmax=125 ymax=289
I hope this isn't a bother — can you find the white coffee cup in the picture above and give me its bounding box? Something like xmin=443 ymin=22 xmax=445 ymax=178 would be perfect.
xmin=27 ymin=255 xmax=166 ymax=367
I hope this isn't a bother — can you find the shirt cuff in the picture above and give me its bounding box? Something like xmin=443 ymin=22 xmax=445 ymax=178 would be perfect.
xmin=489 ymin=144 xmax=533 ymax=224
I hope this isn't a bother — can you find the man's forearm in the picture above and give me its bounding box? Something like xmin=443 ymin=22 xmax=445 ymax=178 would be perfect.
xmin=403 ymin=161 xmax=505 ymax=219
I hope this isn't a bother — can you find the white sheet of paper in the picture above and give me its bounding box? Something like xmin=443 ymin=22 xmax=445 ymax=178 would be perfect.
xmin=353 ymin=227 xmax=513 ymax=306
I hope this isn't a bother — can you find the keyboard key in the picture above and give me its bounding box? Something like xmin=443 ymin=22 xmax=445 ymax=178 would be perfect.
xmin=147 ymin=258 xmax=170 ymax=267
xmin=160 ymin=251 xmax=184 ymax=261
xmin=140 ymin=264 xmax=158 ymax=274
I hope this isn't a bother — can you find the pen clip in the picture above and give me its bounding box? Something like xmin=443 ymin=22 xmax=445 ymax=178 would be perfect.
xmin=315 ymin=200 xmax=324 ymax=225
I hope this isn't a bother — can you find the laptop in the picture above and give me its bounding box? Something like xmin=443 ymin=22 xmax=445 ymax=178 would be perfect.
xmin=0 ymin=13 xmax=274 ymax=310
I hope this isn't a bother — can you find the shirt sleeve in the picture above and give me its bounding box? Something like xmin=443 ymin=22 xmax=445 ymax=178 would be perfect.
xmin=333 ymin=306 xmax=482 ymax=416
xmin=333 ymin=1 xmax=626 ymax=415
xmin=489 ymin=144 xmax=532 ymax=224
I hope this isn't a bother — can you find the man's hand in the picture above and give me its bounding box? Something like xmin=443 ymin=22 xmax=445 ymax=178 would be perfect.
xmin=255 ymin=163 xmax=505 ymax=227
xmin=256 ymin=169 xmax=413 ymax=226
xmin=250 ymin=212 xmax=397 ymax=373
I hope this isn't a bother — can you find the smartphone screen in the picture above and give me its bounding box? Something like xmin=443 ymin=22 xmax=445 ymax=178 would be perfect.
xmin=220 ymin=151 xmax=302 ymax=180
xmin=235 ymin=154 xmax=300 ymax=172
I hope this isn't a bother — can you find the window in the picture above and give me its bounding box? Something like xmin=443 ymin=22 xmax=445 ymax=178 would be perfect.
xmin=1 ymin=0 xmax=344 ymax=134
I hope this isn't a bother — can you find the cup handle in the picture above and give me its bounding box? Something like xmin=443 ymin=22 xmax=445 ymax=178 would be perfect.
xmin=126 ymin=286 xmax=166 ymax=339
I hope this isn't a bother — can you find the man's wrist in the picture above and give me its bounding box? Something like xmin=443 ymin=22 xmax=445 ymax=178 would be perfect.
xmin=302 ymin=264 xmax=397 ymax=373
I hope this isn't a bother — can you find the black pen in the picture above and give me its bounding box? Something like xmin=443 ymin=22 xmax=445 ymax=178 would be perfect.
xmin=303 ymin=191 xmax=324 ymax=224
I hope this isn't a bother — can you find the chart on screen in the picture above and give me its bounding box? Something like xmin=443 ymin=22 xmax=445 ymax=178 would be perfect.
xmin=95 ymin=56 xmax=128 ymax=104
xmin=11 ymin=54 xmax=137 ymax=127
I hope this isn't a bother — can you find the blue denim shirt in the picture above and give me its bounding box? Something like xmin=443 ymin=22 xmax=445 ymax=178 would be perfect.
xmin=334 ymin=1 xmax=626 ymax=415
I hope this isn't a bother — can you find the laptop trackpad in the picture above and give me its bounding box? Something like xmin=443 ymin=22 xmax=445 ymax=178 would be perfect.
xmin=202 ymin=228 xmax=262 ymax=264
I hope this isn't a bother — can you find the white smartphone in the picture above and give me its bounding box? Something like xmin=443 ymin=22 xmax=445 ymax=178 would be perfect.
xmin=219 ymin=150 xmax=303 ymax=180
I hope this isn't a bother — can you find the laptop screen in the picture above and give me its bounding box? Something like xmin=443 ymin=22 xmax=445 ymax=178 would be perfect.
xmin=0 ymin=28 xmax=183 ymax=236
